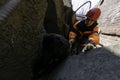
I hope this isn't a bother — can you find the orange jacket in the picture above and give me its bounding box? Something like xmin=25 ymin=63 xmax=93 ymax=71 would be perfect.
xmin=69 ymin=20 xmax=100 ymax=45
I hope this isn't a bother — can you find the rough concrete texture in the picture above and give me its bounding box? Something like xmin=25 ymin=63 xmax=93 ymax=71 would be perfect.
xmin=39 ymin=45 xmax=120 ymax=80
xmin=99 ymin=0 xmax=120 ymax=27
xmin=100 ymin=34 xmax=120 ymax=46
xmin=0 ymin=0 xmax=69 ymax=80
xmin=0 ymin=0 xmax=47 ymax=80
xmin=99 ymin=0 xmax=120 ymax=46
xmin=44 ymin=0 xmax=65 ymax=35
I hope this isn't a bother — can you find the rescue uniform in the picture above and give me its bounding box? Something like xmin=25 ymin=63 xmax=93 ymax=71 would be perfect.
xmin=69 ymin=20 xmax=100 ymax=45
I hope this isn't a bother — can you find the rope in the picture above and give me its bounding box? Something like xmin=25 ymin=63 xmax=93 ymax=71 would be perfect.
xmin=73 ymin=1 xmax=91 ymax=14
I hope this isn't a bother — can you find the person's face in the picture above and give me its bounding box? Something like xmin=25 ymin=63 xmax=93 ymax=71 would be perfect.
xmin=85 ymin=18 xmax=95 ymax=27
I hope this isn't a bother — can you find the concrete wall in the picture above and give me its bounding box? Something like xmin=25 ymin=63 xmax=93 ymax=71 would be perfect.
xmin=0 ymin=0 xmax=46 ymax=80
xmin=99 ymin=0 xmax=120 ymax=46
xmin=0 ymin=0 xmax=70 ymax=79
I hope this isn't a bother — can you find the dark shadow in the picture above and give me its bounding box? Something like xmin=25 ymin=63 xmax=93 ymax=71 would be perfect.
xmin=31 ymin=33 xmax=70 ymax=80
xmin=63 ymin=6 xmax=72 ymax=39
xmin=64 ymin=6 xmax=73 ymax=27
xmin=44 ymin=0 xmax=60 ymax=34
xmin=63 ymin=5 xmax=76 ymax=39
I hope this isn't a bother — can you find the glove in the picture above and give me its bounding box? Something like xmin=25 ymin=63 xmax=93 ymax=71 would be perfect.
xmin=82 ymin=43 xmax=95 ymax=52
xmin=69 ymin=39 xmax=75 ymax=45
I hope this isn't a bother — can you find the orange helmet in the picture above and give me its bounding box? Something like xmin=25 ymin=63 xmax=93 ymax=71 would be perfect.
xmin=86 ymin=8 xmax=101 ymax=21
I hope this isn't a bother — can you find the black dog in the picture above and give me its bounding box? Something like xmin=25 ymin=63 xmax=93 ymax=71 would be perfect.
xmin=32 ymin=33 xmax=70 ymax=79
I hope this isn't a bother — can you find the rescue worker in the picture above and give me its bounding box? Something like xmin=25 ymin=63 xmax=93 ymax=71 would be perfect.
xmin=69 ymin=7 xmax=101 ymax=53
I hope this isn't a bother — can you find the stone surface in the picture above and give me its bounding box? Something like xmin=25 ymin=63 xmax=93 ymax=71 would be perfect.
xmin=44 ymin=0 xmax=69 ymax=37
xmin=99 ymin=0 xmax=120 ymax=28
xmin=0 ymin=0 xmax=70 ymax=79
xmin=0 ymin=0 xmax=46 ymax=80
xmin=99 ymin=0 xmax=120 ymax=46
